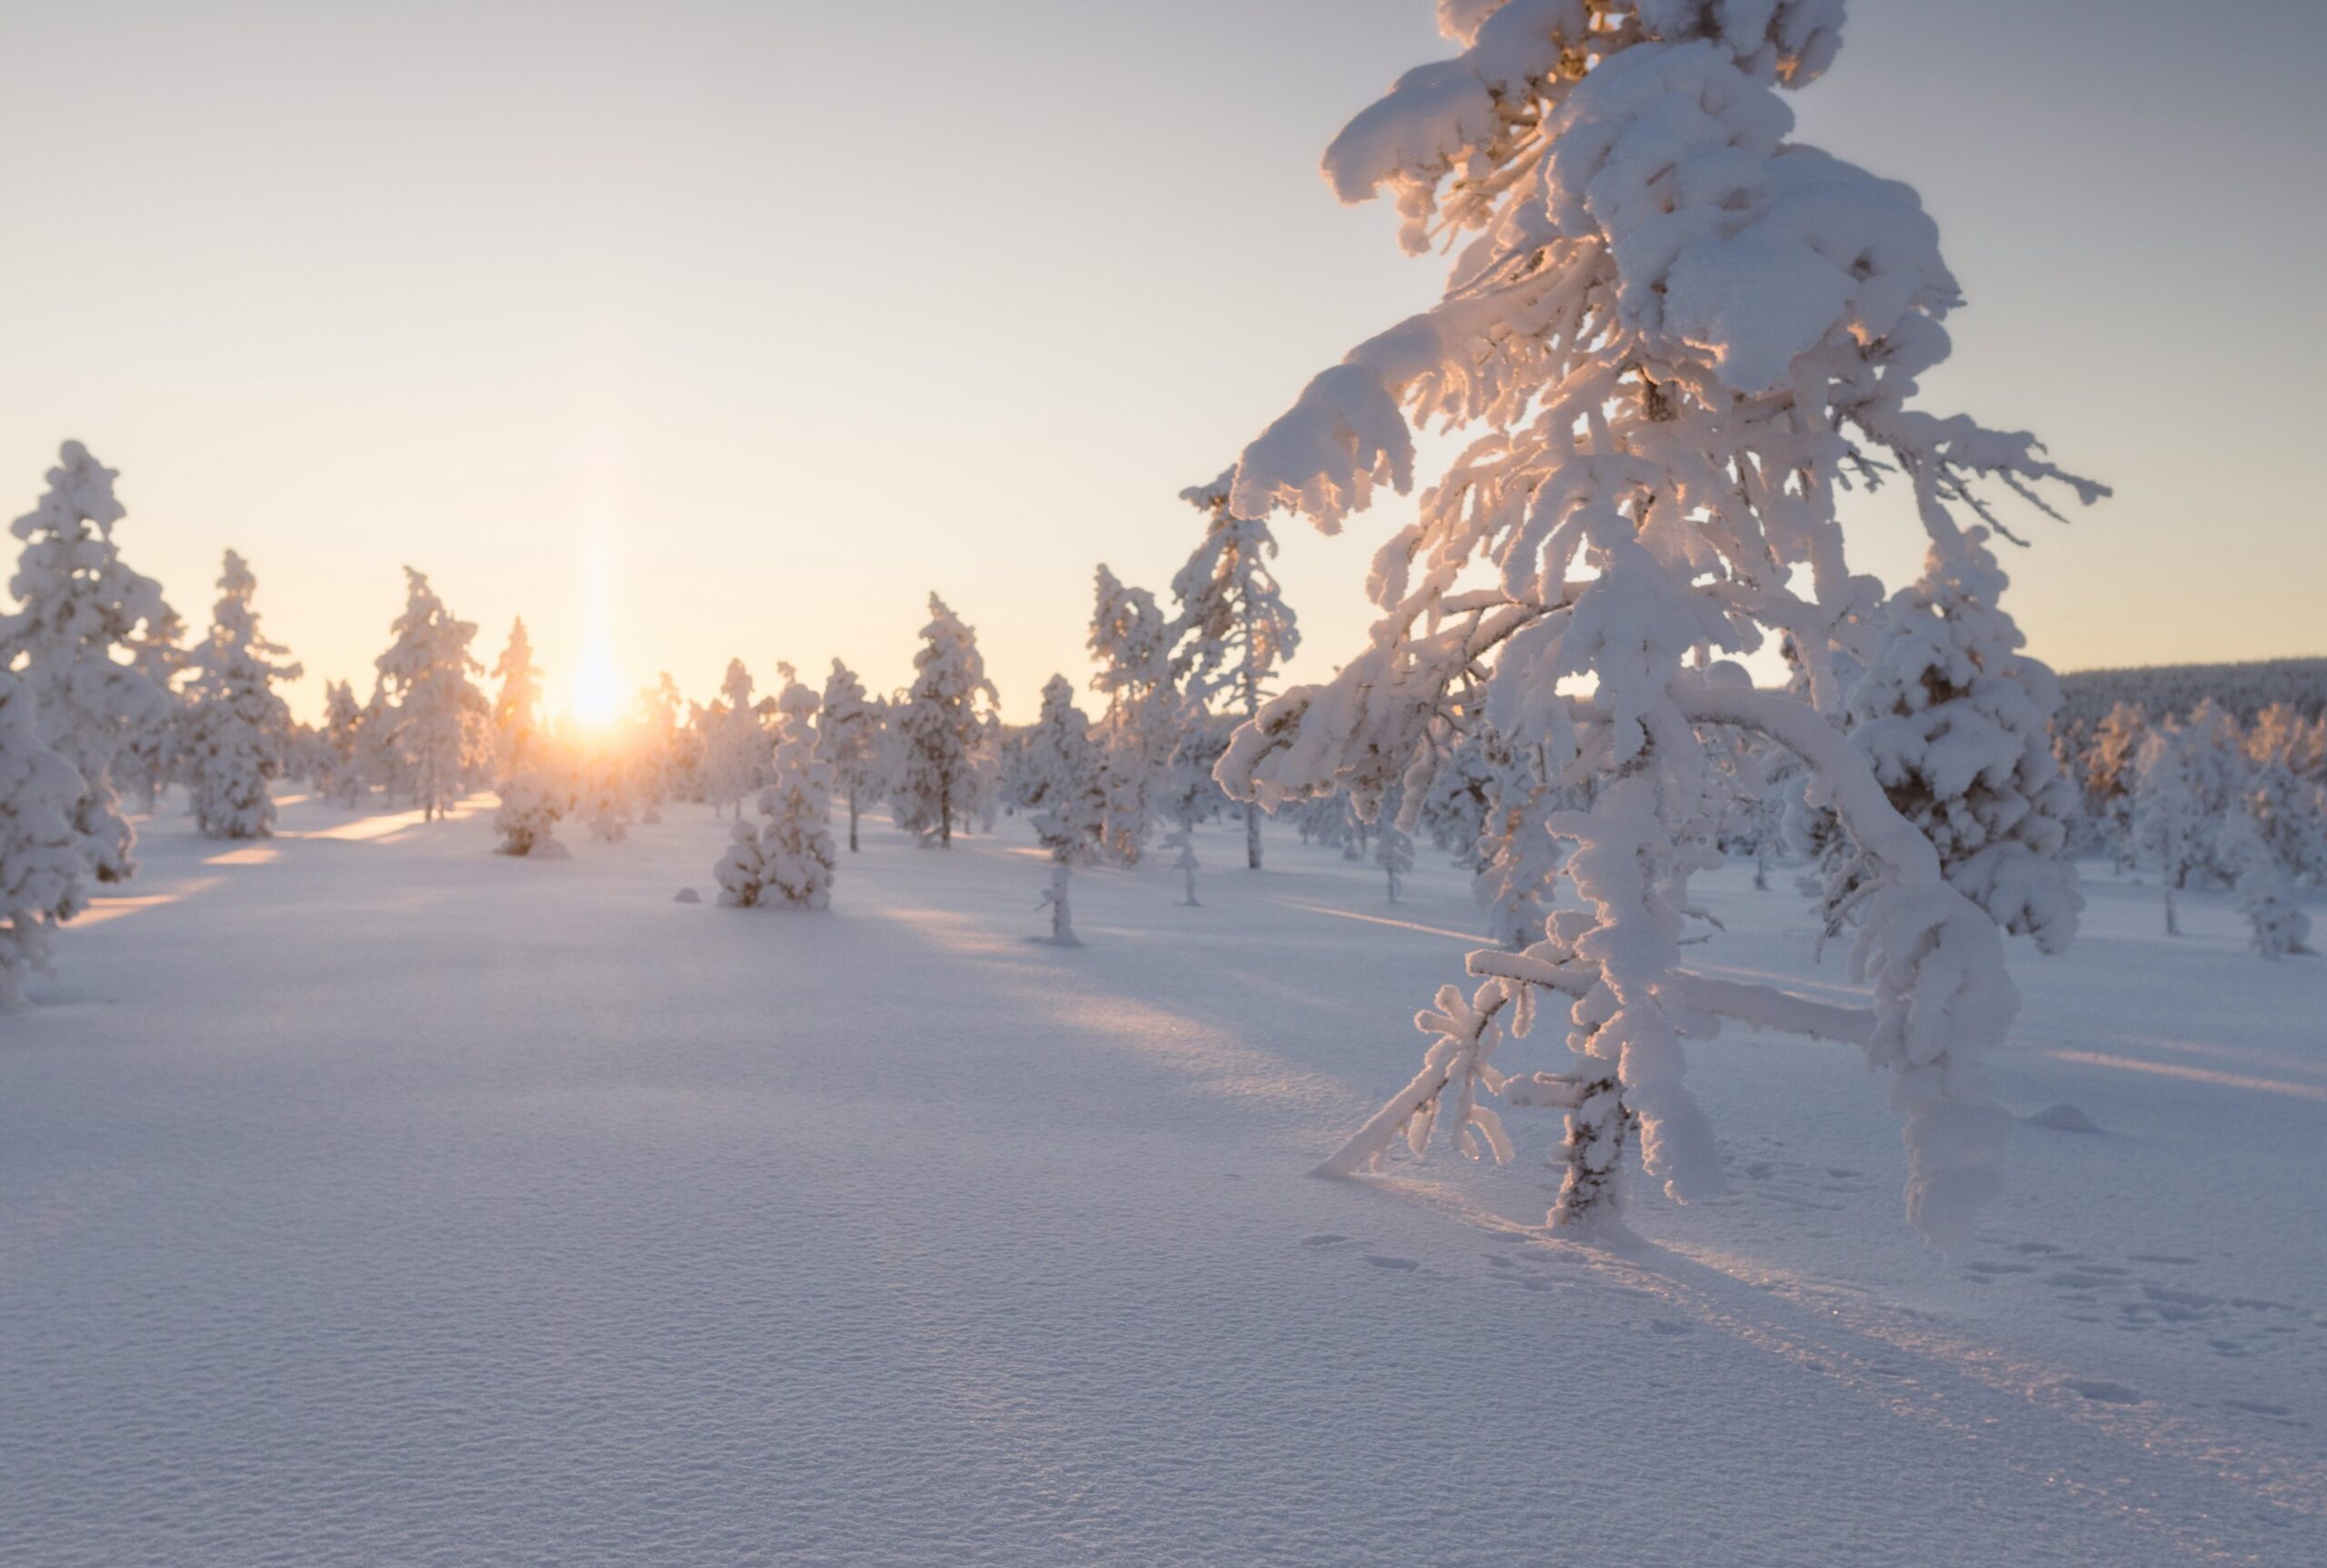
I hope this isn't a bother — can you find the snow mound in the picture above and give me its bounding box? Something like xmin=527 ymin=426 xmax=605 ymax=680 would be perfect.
xmin=2021 ymin=1103 xmax=2102 ymax=1134
xmin=673 ymin=886 xmax=701 ymax=904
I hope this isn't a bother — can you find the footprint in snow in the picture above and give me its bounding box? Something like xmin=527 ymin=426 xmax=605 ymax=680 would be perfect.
xmin=1648 ymin=1319 xmax=1693 ymax=1336
xmin=1298 ymin=1234 xmax=1350 ymax=1249
xmin=1363 ymin=1254 xmax=1420 ymax=1272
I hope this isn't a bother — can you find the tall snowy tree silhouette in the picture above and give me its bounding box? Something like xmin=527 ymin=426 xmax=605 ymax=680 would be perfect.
xmin=1172 ymin=480 xmax=1299 ymax=869
xmin=1211 ymin=1 xmax=2102 ymax=1247
xmin=895 ymin=594 xmax=996 ymax=847
xmin=819 ymin=659 xmax=886 ymax=853
xmin=0 ymin=669 xmax=90 ymax=1005
xmin=183 ymin=551 xmax=302 ymax=840
xmin=374 ymin=568 xmax=487 ymax=822
xmin=1087 ymin=565 xmax=1173 ymax=866
xmin=490 ymin=618 xmax=545 ymax=772
xmin=0 ymin=442 xmax=174 ymax=884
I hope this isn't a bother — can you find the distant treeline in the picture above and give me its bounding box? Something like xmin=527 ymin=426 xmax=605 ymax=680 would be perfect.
xmin=2058 ymin=657 xmax=2327 ymax=731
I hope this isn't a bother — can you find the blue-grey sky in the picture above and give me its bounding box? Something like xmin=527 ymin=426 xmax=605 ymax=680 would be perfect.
xmin=3 ymin=0 xmax=2321 ymax=720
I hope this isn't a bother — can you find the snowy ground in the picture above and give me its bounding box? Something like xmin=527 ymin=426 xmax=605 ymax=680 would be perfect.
xmin=5 ymin=794 xmax=2323 ymax=1566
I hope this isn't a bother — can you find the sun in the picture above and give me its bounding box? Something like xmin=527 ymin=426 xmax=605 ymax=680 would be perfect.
xmin=567 ymin=643 xmax=624 ymax=731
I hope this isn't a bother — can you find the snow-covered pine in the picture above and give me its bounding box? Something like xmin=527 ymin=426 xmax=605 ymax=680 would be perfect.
xmin=0 ymin=442 xmax=175 ymax=884
xmin=1375 ymin=789 xmax=1415 ymax=903
xmin=713 ymin=820 xmax=766 ymax=908
xmin=894 ymin=594 xmax=998 ymax=847
xmin=2079 ymin=701 xmax=2146 ymax=869
xmin=1014 ymin=674 xmax=1106 ymax=944
xmin=182 ymin=550 xmax=303 ymax=840
xmin=1154 ymin=701 xmax=1233 ymax=908
xmin=632 ymin=674 xmax=685 ymax=821
xmin=0 ymin=669 xmax=90 ymax=1006
xmin=1819 ymin=529 xmax=2082 ymax=955
xmin=1173 ymin=478 xmax=1302 ymax=870
xmin=354 ymin=681 xmax=403 ymax=803
xmin=373 ymin=568 xmax=489 ymax=822
xmin=819 ymin=659 xmax=886 ymax=853
xmin=2218 ymin=810 xmax=2312 ymax=958
xmin=1469 ymin=736 xmax=1564 ymax=948
xmin=1087 ymin=565 xmax=1175 ymax=865
xmin=315 ymin=680 xmax=367 ymax=806
xmin=2242 ymin=704 xmax=2327 ymax=887
xmin=1210 ymin=0 xmax=2104 ymax=1248
xmin=754 ymin=664 xmax=837 ymax=910
xmin=701 ymin=659 xmax=766 ymax=818
xmin=490 ymin=618 xmax=545 ymax=773
xmin=2131 ymin=708 xmax=2248 ymax=937
xmin=119 ymin=605 xmax=189 ymax=814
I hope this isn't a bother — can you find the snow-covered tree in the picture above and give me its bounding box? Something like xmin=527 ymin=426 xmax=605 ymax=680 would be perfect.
xmin=631 ymin=674 xmax=685 ymax=821
xmin=1 ymin=442 xmax=174 ymax=884
xmin=819 ymin=659 xmax=886 ymax=853
xmin=701 ymin=659 xmax=766 ymax=817
xmin=754 ymin=665 xmax=837 ymax=909
xmin=1376 ymin=794 xmax=1415 ymax=903
xmin=1014 ymin=674 xmax=1105 ymax=944
xmin=493 ymin=766 xmax=567 ymax=857
xmin=1819 ymin=530 xmax=2082 ymax=954
xmin=894 ymin=594 xmax=997 ymax=847
xmin=182 ymin=550 xmax=303 ymax=839
xmin=119 ymin=606 xmax=189 ymax=814
xmin=1088 ymin=565 xmax=1174 ymax=865
xmin=1154 ymin=701 xmax=1232 ymax=907
xmin=1173 ymin=478 xmax=1301 ymax=869
xmin=2080 ymin=700 xmax=2146 ymax=868
xmin=2220 ymin=810 xmax=2312 ymax=958
xmin=576 ymin=742 xmax=632 ymax=843
xmin=315 ymin=680 xmax=366 ymax=806
xmin=2131 ymin=715 xmax=2240 ymax=937
xmin=374 ymin=568 xmax=488 ymax=821
xmin=1208 ymin=2 xmax=2103 ymax=1247
xmin=0 ymin=670 xmax=89 ymax=1005
xmin=713 ymin=821 xmax=767 ymax=908
xmin=490 ymin=619 xmax=545 ymax=773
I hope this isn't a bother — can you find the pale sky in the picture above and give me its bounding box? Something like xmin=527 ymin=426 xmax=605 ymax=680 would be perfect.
xmin=3 ymin=0 xmax=2322 ymax=722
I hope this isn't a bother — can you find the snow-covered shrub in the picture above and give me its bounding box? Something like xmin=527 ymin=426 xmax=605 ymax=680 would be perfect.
xmin=0 ymin=670 xmax=89 ymax=1004
xmin=819 ymin=660 xmax=887 ymax=853
xmin=754 ymin=666 xmax=836 ymax=909
xmin=494 ymin=767 xmax=567 ymax=857
xmin=182 ymin=551 xmax=302 ymax=840
xmin=894 ymin=594 xmax=998 ymax=846
xmin=1209 ymin=0 xmax=2104 ymax=1247
xmin=0 ymin=442 xmax=175 ymax=884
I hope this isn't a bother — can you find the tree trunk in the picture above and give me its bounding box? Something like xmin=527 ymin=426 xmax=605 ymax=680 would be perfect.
xmin=848 ymin=787 xmax=860 ymax=852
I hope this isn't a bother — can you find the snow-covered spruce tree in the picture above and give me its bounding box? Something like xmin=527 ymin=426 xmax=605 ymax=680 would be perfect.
xmin=1088 ymin=565 xmax=1175 ymax=865
xmin=1376 ymin=786 xmax=1416 ymax=902
xmin=1154 ymin=701 xmax=1232 ymax=907
xmin=182 ymin=550 xmax=303 ymax=839
xmin=490 ymin=618 xmax=545 ymax=773
xmin=2132 ymin=709 xmax=2246 ymax=935
xmin=374 ymin=568 xmax=488 ymax=821
xmin=631 ymin=674 xmax=685 ymax=822
xmin=2218 ymin=810 xmax=2312 ymax=958
xmin=1173 ymin=479 xmax=1302 ymax=869
xmin=713 ymin=820 xmax=767 ymax=907
xmin=2243 ymin=705 xmax=2327 ymax=887
xmin=316 ymin=680 xmax=367 ymax=806
xmin=120 ymin=605 xmax=189 ymax=814
xmin=2079 ymin=700 xmax=2146 ymax=868
xmin=1015 ymin=674 xmax=1106 ymax=944
xmin=0 ymin=442 xmax=174 ymax=884
xmin=894 ymin=594 xmax=998 ymax=846
xmin=1818 ymin=529 xmax=2081 ymax=954
xmin=819 ymin=659 xmax=886 ymax=853
xmin=0 ymin=670 xmax=90 ymax=1005
xmin=702 ymin=658 xmax=766 ymax=817
xmin=754 ymin=665 xmax=837 ymax=909
xmin=1210 ymin=1 xmax=2102 ymax=1247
